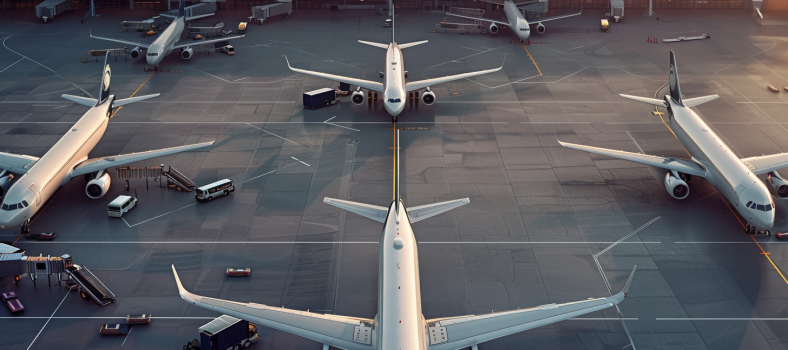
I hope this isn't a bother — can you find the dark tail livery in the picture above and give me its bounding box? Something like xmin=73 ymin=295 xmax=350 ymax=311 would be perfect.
xmin=668 ymin=50 xmax=683 ymax=106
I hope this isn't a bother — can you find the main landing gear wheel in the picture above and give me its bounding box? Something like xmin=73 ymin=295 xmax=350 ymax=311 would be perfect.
xmin=765 ymin=230 xmax=771 ymax=236
xmin=21 ymin=222 xmax=30 ymax=234
xmin=745 ymin=223 xmax=756 ymax=235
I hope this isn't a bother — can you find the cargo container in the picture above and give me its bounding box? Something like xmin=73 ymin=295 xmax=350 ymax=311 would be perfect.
xmin=250 ymin=0 xmax=292 ymax=25
xmin=303 ymin=88 xmax=339 ymax=110
xmin=199 ymin=315 xmax=258 ymax=350
xmin=36 ymin=0 xmax=73 ymax=23
xmin=610 ymin=0 xmax=624 ymax=22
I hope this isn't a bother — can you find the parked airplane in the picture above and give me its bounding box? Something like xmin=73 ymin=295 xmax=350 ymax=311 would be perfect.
xmin=559 ymin=51 xmax=788 ymax=235
xmin=445 ymin=0 xmax=581 ymax=42
xmin=285 ymin=6 xmax=501 ymax=121
xmin=90 ymin=0 xmax=243 ymax=66
xmin=173 ymin=129 xmax=636 ymax=350
xmin=0 ymin=56 xmax=213 ymax=233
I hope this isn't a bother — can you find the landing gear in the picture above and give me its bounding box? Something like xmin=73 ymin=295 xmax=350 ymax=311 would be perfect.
xmin=21 ymin=221 xmax=30 ymax=234
xmin=745 ymin=223 xmax=756 ymax=235
xmin=392 ymin=116 xmax=398 ymax=123
xmin=765 ymin=230 xmax=771 ymax=236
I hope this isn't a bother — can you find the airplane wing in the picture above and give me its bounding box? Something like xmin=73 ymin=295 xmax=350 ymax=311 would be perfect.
xmin=407 ymin=198 xmax=470 ymax=223
xmin=444 ymin=12 xmax=510 ymax=26
xmin=285 ymin=56 xmax=384 ymax=93
xmin=427 ymin=266 xmax=636 ymax=350
xmin=173 ymin=35 xmax=246 ymax=50
xmin=70 ymin=141 xmax=214 ymax=177
xmin=405 ymin=66 xmax=502 ymax=92
xmin=323 ymin=197 xmax=388 ymax=223
xmin=0 ymin=152 xmax=39 ymax=174
xmin=90 ymin=31 xmax=150 ymax=49
xmin=172 ymin=265 xmax=374 ymax=350
xmin=558 ymin=140 xmax=707 ymax=178
xmin=527 ymin=11 xmax=581 ymax=23
xmin=741 ymin=153 xmax=788 ymax=175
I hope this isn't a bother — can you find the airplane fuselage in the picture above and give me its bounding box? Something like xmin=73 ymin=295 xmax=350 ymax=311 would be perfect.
xmin=0 ymin=100 xmax=112 ymax=229
xmin=377 ymin=200 xmax=424 ymax=349
xmin=383 ymin=44 xmax=407 ymax=117
xmin=146 ymin=17 xmax=185 ymax=66
xmin=503 ymin=1 xmax=531 ymax=41
xmin=662 ymin=97 xmax=774 ymax=230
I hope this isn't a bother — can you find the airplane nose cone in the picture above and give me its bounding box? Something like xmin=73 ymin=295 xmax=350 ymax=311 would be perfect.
xmin=386 ymin=102 xmax=405 ymax=117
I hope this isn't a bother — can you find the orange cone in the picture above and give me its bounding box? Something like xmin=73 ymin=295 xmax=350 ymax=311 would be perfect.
xmin=647 ymin=37 xmax=652 ymax=43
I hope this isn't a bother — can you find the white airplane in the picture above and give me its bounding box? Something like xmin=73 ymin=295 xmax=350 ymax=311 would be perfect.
xmin=90 ymin=0 xmax=244 ymax=66
xmin=445 ymin=0 xmax=581 ymax=42
xmin=559 ymin=51 xmax=788 ymax=236
xmin=172 ymin=129 xmax=636 ymax=350
xmin=285 ymin=6 xmax=502 ymax=121
xmin=0 ymin=56 xmax=214 ymax=233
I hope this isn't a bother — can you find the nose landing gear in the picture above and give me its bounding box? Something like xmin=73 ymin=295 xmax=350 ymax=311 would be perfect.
xmin=21 ymin=220 xmax=30 ymax=234
xmin=745 ymin=223 xmax=771 ymax=236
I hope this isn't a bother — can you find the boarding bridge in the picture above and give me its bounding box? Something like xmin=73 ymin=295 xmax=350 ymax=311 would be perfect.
xmin=188 ymin=22 xmax=231 ymax=38
xmin=66 ymin=263 xmax=117 ymax=306
xmin=448 ymin=6 xmax=485 ymax=16
xmin=121 ymin=20 xmax=157 ymax=31
xmin=26 ymin=255 xmax=66 ymax=287
xmin=436 ymin=22 xmax=485 ymax=32
xmin=86 ymin=47 xmax=129 ymax=62
xmin=117 ymin=165 xmax=162 ymax=190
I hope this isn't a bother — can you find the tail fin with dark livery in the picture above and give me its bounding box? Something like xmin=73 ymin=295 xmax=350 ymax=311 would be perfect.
xmin=62 ymin=54 xmax=159 ymax=109
xmin=668 ymin=51 xmax=683 ymax=106
xmin=99 ymin=54 xmax=111 ymax=105
xmin=177 ymin=0 xmax=185 ymax=19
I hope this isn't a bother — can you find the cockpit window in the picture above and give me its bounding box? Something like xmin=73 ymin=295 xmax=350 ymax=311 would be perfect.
xmin=757 ymin=204 xmax=765 ymax=211
xmin=388 ymin=98 xmax=401 ymax=103
xmin=21 ymin=200 xmax=28 ymax=207
xmin=749 ymin=202 xmax=773 ymax=211
xmin=1 ymin=204 xmax=6 ymax=211
xmin=746 ymin=201 xmax=753 ymax=207
xmin=8 ymin=204 xmax=16 ymax=210
xmin=766 ymin=204 xmax=773 ymax=211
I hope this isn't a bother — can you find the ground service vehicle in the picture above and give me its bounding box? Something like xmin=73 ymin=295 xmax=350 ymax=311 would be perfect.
xmin=196 ymin=179 xmax=235 ymax=202
xmin=199 ymin=315 xmax=258 ymax=350
xmin=36 ymin=0 xmax=72 ymax=23
xmin=2 ymin=292 xmax=24 ymax=313
xmin=108 ymin=195 xmax=137 ymax=218
xmin=100 ymin=323 xmax=130 ymax=335
xmin=303 ymin=88 xmax=339 ymax=109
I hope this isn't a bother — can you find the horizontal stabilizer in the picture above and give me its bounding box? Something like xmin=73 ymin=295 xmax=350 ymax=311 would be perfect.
xmin=62 ymin=94 xmax=98 ymax=107
xmin=682 ymin=94 xmax=719 ymax=108
xmin=398 ymin=40 xmax=428 ymax=49
xmin=113 ymin=93 xmax=161 ymax=107
xmin=619 ymin=94 xmax=668 ymax=108
xmin=407 ymin=198 xmax=470 ymax=223
xmin=358 ymin=40 xmax=389 ymax=49
xmin=323 ymin=197 xmax=388 ymax=223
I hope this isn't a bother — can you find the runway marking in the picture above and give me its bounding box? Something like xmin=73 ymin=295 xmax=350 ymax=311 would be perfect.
xmin=719 ymin=198 xmax=788 ymax=286
xmin=522 ymin=44 xmax=542 ymax=76
xmin=32 ymin=87 xmax=78 ymax=96
xmin=676 ymin=241 xmax=788 ymax=244
xmin=291 ymin=157 xmax=310 ymax=166
xmin=423 ymin=44 xmax=508 ymax=70
xmin=324 ymin=116 xmax=360 ymax=131
xmin=461 ymin=46 xmax=484 ymax=52
xmin=120 ymin=327 xmax=133 ymax=347
xmin=657 ymin=318 xmax=788 ymax=321
xmin=12 ymin=234 xmax=22 ymax=245
xmin=594 ymin=216 xmax=661 ymax=259
xmin=123 ymin=203 xmax=196 ymax=228
xmin=570 ymin=318 xmax=638 ymax=321
xmin=189 ymin=68 xmax=301 ymax=84
xmin=2 ymin=37 xmax=95 ymax=98
xmin=14 ymin=241 xmax=662 ymax=244
xmin=0 ymin=57 xmax=23 ymax=74
xmin=27 ymin=291 xmax=69 ymax=350
xmin=246 ymin=123 xmax=301 ymax=146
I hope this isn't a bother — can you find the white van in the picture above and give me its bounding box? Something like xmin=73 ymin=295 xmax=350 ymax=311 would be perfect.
xmin=108 ymin=195 xmax=137 ymax=217
xmin=196 ymin=179 xmax=235 ymax=202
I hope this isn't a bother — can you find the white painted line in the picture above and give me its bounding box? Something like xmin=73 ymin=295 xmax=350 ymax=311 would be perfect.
xmin=3 ymin=37 xmax=95 ymax=98
xmin=120 ymin=327 xmax=133 ymax=347
xmin=246 ymin=123 xmax=301 ymax=146
xmin=15 ymin=241 xmax=662 ymax=244
xmin=291 ymin=157 xmax=310 ymax=166
xmin=242 ymin=169 xmax=277 ymax=183
xmin=234 ymin=77 xmax=249 ymax=82
xmin=324 ymin=116 xmax=337 ymax=123
xmin=0 ymin=58 xmax=23 ymax=74
xmin=461 ymin=46 xmax=484 ymax=52
xmin=674 ymin=241 xmax=788 ymax=244
xmin=569 ymin=318 xmax=638 ymax=321
xmin=32 ymin=87 xmax=77 ymax=96
xmin=594 ymin=216 xmax=661 ymax=258
xmin=566 ymin=46 xmax=584 ymax=50
xmin=27 ymin=291 xmax=69 ymax=350
xmin=125 ymin=203 xmax=196 ymax=227
xmin=657 ymin=318 xmax=788 ymax=321
xmin=326 ymin=122 xmax=360 ymax=132
xmin=121 ymin=217 xmax=131 ymax=228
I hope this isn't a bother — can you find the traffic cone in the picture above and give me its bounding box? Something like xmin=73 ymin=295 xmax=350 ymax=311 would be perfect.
xmin=647 ymin=37 xmax=652 ymax=43
xmin=655 ymin=37 xmax=658 ymax=43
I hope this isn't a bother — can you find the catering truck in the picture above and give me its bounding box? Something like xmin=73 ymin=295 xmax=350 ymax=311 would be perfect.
xmin=36 ymin=0 xmax=73 ymax=23
xmin=198 ymin=315 xmax=258 ymax=350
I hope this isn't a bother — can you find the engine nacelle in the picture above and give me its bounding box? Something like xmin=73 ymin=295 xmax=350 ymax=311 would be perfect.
xmin=489 ymin=23 xmax=499 ymax=34
xmin=180 ymin=46 xmax=193 ymax=60
xmin=0 ymin=175 xmax=12 ymax=199
xmin=768 ymin=171 xmax=788 ymax=199
xmin=86 ymin=173 xmax=111 ymax=199
xmin=130 ymin=46 xmax=141 ymax=59
xmin=664 ymin=171 xmax=689 ymax=200
xmin=421 ymin=89 xmax=435 ymax=105
xmin=536 ymin=23 xmax=545 ymax=34
xmin=351 ymin=90 xmax=365 ymax=105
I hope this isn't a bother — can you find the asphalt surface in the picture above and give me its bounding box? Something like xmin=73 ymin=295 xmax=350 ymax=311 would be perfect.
xmin=1 ymin=6 xmax=788 ymax=350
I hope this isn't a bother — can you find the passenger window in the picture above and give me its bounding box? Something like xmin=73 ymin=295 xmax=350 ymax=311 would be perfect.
xmin=9 ymin=204 xmax=16 ymax=210
xmin=766 ymin=204 xmax=773 ymax=211
xmin=757 ymin=204 xmax=765 ymax=211
xmin=22 ymin=200 xmax=28 ymax=207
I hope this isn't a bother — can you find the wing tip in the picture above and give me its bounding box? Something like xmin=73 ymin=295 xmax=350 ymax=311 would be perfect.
xmin=621 ymin=265 xmax=637 ymax=297
xmin=172 ymin=264 xmax=200 ymax=304
xmin=323 ymin=197 xmax=333 ymax=204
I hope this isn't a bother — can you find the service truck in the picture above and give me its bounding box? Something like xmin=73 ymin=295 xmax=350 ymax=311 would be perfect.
xmin=303 ymin=88 xmax=339 ymax=109
xmin=250 ymin=0 xmax=292 ymax=25
xmin=36 ymin=0 xmax=73 ymax=23
xmin=609 ymin=0 xmax=624 ymax=22
xmin=199 ymin=315 xmax=258 ymax=350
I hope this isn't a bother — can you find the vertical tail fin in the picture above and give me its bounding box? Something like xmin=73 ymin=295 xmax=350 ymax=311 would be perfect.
xmin=177 ymin=0 xmax=185 ymax=18
xmin=668 ymin=51 xmax=683 ymax=106
xmin=98 ymin=54 xmax=111 ymax=105
xmin=391 ymin=0 xmax=395 ymax=44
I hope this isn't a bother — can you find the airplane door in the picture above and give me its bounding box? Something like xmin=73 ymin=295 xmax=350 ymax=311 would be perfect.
xmin=28 ymin=184 xmax=41 ymax=206
xmin=734 ymin=184 xmax=745 ymax=207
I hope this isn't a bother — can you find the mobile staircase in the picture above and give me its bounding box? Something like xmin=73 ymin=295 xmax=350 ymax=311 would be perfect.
xmin=65 ymin=263 xmax=116 ymax=306
xmin=164 ymin=166 xmax=196 ymax=192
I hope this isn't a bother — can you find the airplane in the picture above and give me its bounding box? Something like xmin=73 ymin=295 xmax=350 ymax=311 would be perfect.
xmin=89 ymin=0 xmax=244 ymax=67
xmin=285 ymin=6 xmax=502 ymax=121
xmin=559 ymin=51 xmax=788 ymax=236
xmin=172 ymin=129 xmax=636 ymax=350
xmin=0 ymin=55 xmax=214 ymax=233
xmin=444 ymin=0 xmax=581 ymax=42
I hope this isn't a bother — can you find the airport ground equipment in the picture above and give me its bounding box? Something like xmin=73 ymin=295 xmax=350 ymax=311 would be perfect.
xmin=100 ymin=324 xmax=130 ymax=335
xmin=249 ymin=0 xmax=292 ymax=25
xmin=25 ymin=255 xmax=66 ymax=287
xmin=0 ymin=253 xmax=25 ymax=284
xmin=609 ymin=0 xmax=624 ymax=22
xmin=303 ymin=88 xmax=339 ymax=110
xmin=121 ymin=19 xmax=157 ymax=31
xmin=85 ymin=47 xmax=129 ymax=62
xmin=237 ymin=22 xmax=247 ymax=34
xmin=26 ymin=232 xmax=57 ymax=241
xmin=66 ymin=263 xmax=116 ymax=306
xmin=663 ymin=34 xmax=711 ymax=42
xmin=601 ymin=19 xmax=609 ymax=32
xmin=126 ymin=314 xmax=152 ymax=324
xmin=448 ymin=6 xmax=484 ymax=16
xmin=2 ymin=291 xmax=24 ymax=313
xmin=436 ymin=21 xmax=485 ymax=33
xmin=36 ymin=0 xmax=72 ymax=23
xmin=188 ymin=22 xmax=232 ymax=38
xmin=164 ymin=166 xmax=196 ymax=192
xmin=195 ymin=179 xmax=234 ymax=202
xmin=198 ymin=315 xmax=258 ymax=350
xmin=226 ymin=268 xmax=251 ymax=277
xmin=161 ymin=1 xmax=216 ymax=20
xmin=117 ymin=165 xmax=162 ymax=190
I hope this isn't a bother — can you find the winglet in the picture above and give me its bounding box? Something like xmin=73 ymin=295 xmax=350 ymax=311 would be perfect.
xmin=172 ymin=264 xmax=201 ymax=304
xmin=620 ymin=265 xmax=637 ymax=298
xmin=284 ymin=54 xmax=292 ymax=69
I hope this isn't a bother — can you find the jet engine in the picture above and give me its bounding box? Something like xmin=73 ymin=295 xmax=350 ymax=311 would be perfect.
xmin=536 ymin=23 xmax=546 ymax=34
xmin=0 ymin=175 xmax=12 ymax=198
xmin=181 ymin=46 xmax=193 ymax=60
xmin=421 ymin=88 xmax=435 ymax=105
xmin=130 ymin=46 xmax=141 ymax=59
xmin=768 ymin=171 xmax=788 ymax=199
xmin=489 ymin=23 xmax=499 ymax=34
xmin=664 ymin=171 xmax=689 ymax=200
xmin=351 ymin=90 xmax=365 ymax=105
xmin=86 ymin=173 xmax=111 ymax=199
